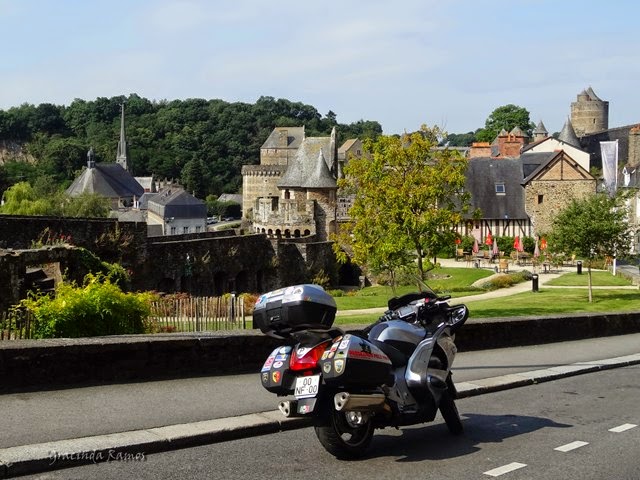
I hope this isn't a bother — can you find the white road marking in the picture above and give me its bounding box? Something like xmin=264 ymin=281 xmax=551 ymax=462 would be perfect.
xmin=554 ymin=440 xmax=589 ymax=452
xmin=609 ymin=423 xmax=637 ymax=433
xmin=484 ymin=462 xmax=527 ymax=477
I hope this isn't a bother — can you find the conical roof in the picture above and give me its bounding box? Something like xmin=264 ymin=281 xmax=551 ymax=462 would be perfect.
xmin=558 ymin=118 xmax=581 ymax=147
xmin=302 ymin=150 xmax=337 ymax=189
xmin=533 ymin=120 xmax=548 ymax=135
xmin=509 ymin=126 xmax=525 ymax=137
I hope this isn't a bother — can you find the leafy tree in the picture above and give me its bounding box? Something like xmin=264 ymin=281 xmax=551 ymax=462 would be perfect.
xmin=550 ymin=193 xmax=630 ymax=302
xmin=476 ymin=104 xmax=534 ymax=143
xmin=334 ymin=125 xmax=470 ymax=283
xmin=442 ymin=131 xmax=477 ymax=147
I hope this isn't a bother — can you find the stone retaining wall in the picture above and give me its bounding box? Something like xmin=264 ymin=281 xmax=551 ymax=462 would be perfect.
xmin=0 ymin=312 xmax=638 ymax=392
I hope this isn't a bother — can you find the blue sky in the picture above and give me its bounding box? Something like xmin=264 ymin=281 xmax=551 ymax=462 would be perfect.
xmin=1 ymin=0 xmax=639 ymax=135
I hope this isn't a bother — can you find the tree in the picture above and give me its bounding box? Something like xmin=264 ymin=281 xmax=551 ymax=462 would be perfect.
xmin=476 ymin=104 xmax=534 ymax=142
xmin=550 ymin=193 xmax=630 ymax=302
xmin=334 ymin=125 xmax=470 ymax=284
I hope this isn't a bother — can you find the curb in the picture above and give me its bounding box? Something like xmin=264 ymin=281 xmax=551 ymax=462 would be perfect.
xmin=1 ymin=353 xmax=639 ymax=478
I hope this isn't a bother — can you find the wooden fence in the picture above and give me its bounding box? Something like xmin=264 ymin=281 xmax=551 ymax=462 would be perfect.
xmin=0 ymin=310 xmax=34 ymax=340
xmin=0 ymin=296 xmax=249 ymax=341
xmin=148 ymin=296 xmax=248 ymax=333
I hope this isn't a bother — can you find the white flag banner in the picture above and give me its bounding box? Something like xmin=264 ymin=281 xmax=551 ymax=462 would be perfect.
xmin=600 ymin=140 xmax=618 ymax=196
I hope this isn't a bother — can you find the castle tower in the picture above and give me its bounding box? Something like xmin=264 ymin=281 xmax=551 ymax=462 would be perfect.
xmin=570 ymin=87 xmax=609 ymax=137
xmin=532 ymin=120 xmax=548 ymax=141
xmin=116 ymin=103 xmax=129 ymax=171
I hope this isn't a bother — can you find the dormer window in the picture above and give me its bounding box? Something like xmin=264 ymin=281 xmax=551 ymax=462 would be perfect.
xmin=495 ymin=182 xmax=506 ymax=195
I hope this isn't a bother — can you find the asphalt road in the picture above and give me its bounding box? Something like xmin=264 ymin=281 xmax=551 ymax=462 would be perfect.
xmin=2 ymin=333 xmax=640 ymax=450
xmin=20 ymin=364 xmax=640 ymax=480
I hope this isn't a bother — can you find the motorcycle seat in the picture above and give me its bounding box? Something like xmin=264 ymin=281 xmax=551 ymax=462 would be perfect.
xmin=371 ymin=339 xmax=408 ymax=367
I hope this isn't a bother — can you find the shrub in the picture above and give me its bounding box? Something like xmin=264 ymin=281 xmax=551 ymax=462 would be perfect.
xmin=327 ymin=289 xmax=344 ymax=297
xmin=21 ymin=273 xmax=153 ymax=338
xmin=482 ymin=270 xmax=532 ymax=291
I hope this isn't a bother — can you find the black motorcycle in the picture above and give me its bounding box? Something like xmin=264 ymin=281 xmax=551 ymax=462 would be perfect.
xmin=255 ymin=284 xmax=468 ymax=459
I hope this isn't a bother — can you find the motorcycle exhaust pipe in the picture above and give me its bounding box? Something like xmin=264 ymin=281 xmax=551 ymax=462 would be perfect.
xmin=334 ymin=392 xmax=386 ymax=412
xmin=278 ymin=400 xmax=298 ymax=417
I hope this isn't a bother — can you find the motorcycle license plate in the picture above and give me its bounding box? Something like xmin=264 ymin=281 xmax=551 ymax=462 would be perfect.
xmin=294 ymin=375 xmax=320 ymax=398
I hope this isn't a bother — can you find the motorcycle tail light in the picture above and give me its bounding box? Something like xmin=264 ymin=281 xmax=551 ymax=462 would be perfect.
xmin=290 ymin=342 xmax=328 ymax=371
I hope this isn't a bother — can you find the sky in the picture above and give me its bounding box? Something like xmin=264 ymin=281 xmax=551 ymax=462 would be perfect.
xmin=1 ymin=0 xmax=639 ymax=136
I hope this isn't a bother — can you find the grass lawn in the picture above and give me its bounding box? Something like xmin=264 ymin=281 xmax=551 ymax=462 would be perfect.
xmin=545 ymin=271 xmax=632 ymax=287
xmin=333 ymin=288 xmax=640 ymax=327
xmin=332 ymin=267 xmax=492 ymax=311
xmin=463 ymin=288 xmax=640 ymax=318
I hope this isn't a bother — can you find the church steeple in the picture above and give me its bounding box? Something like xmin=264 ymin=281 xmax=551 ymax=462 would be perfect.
xmin=116 ymin=103 xmax=128 ymax=171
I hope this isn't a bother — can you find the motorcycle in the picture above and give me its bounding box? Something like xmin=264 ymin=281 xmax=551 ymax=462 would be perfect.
xmin=254 ymin=283 xmax=469 ymax=459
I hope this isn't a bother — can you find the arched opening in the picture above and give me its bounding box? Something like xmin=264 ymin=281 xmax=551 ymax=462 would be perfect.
xmin=285 ymin=230 xmax=291 ymax=238
xmin=304 ymin=229 xmax=311 ymax=236
xmin=294 ymin=229 xmax=301 ymax=238
xmin=268 ymin=229 xmax=273 ymax=236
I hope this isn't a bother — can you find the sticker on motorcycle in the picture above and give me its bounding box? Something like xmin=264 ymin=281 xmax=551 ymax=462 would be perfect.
xmin=273 ymin=361 xmax=283 ymax=368
xmin=272 ymin=371 xmax=281 ymax=383
xmin=261 ymin=356 xmax=276 ymax=372
xmin=347 ymin=340 xmax=391 ymax=364
xmin=261 ymin=372 xmax=269 ymax=384
xmin=339 ymin=336 xmax=350 ymax=350
xmin=334 ymin=359 xmax=344 ymax=374
xmin=278 ymin=346 xmax=292 ymax=354
xmin=323 ymin=362 xmax=332 ymax=374
xmin=274 ymin=354 xmax=288 ymax=362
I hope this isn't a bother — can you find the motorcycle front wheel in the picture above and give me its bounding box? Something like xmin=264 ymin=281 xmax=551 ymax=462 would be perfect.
xmin=314 ymin=408 xmax=374 ymax=459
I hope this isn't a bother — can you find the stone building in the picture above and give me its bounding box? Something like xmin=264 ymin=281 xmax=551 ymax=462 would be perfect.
xmin=463 ymin=123 xmax=596 ymax=241
xmin=242 ymin=126 xmax=362 ymax=242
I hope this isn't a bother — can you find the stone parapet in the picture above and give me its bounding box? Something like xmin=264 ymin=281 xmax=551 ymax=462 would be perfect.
xmin=0 ymin=312 xmax=638 ymax=392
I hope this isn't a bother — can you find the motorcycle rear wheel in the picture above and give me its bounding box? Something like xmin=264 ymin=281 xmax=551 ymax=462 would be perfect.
xmin=314 ymin=409 xmax=374 ymax=459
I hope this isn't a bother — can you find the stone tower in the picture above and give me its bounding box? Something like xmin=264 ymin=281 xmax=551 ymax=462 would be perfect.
xmin=570 ymin=87 xmax=609 ymax=137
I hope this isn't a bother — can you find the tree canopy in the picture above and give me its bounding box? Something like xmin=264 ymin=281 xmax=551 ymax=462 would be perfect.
xmin=550 ymin=192 xmax=630 ymax=302
xmin=334 ymin=125 xmax=470 ymax=284
xmin=475 ymin=104 xmax=534 ymax=143
xmin=0 ymin=95 xmax=382 ymax=200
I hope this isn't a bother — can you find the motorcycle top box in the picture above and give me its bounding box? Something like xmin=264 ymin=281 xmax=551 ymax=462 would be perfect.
xmin=253 ymin=284 xmax=337 ymax=338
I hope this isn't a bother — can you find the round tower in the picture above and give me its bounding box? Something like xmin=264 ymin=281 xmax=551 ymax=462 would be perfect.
xmin=570 ymin=87 xmax=609 ymax=137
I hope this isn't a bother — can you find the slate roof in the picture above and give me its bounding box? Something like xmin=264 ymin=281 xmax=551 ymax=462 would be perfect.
xmin=66 ymin=163 xmax=144 ymax=199
xmin=533 ymin=120 xmax=548 ymax=136
xmin=278 ymin=137 xmax=335 ymax=189
xmin=465 ymin=158 xmax=528 ymax=219
xmin=261 ymin=126 xmax=305 ymax=149
xmin=521 ymin=151 xmax=562 ymax=184
xmin=302 ymin=150 xmax=337 ymax=189
xmin=558 ymin=119 xmax=581 ymax=148
xmin=147 ymin=188 xmax=206 ymax=219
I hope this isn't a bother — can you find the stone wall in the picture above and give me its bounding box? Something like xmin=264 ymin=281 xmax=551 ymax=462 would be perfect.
xmin=0 ymin=216 xmax=148 ymax=266
xmin=525 ymin=179 xmax=595 ymax=235
xmin=1 ymin=311 xmax=638 ymax=392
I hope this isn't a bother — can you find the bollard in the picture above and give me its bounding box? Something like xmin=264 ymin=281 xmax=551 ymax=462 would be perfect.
xmin=531 ymin=273 xmax=539 ymax=292
xmin=577 ymin=260 xmax=583 ymax=275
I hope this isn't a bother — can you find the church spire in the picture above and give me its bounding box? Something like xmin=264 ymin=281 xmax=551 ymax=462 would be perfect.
xmin=116 ymin=102 xmax=128 ymax=171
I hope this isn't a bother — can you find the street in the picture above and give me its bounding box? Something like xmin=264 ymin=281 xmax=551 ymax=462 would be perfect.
xmin=21 ymin=365 xmax=639 ymax=480
xmin=2 ymin=334 xmax=640 ymax=450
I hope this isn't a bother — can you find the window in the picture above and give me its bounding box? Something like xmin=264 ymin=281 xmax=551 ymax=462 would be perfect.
xmin=183 ymin=226 xmax=189 ymax=234
xmin=537 ymin=194 xmax=544 ymax=204
xmin=170 ymin=227 xmax=176 ymax=235
xmin=196 ymin=226 xmax=201 ymax=233
xmin=495 ymin=183 xmax=506 ymax=194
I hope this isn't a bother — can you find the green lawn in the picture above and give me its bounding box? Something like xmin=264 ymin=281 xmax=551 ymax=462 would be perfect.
xmin=332 ymin=267 xmax=492 ymax=311
xmin=333 ymin=287 xmax=640 ymax=327
xmin=545 ymin=271 xmax=632 ymax=287
xmin=463 ymin=288 xmax=640 ymax=318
